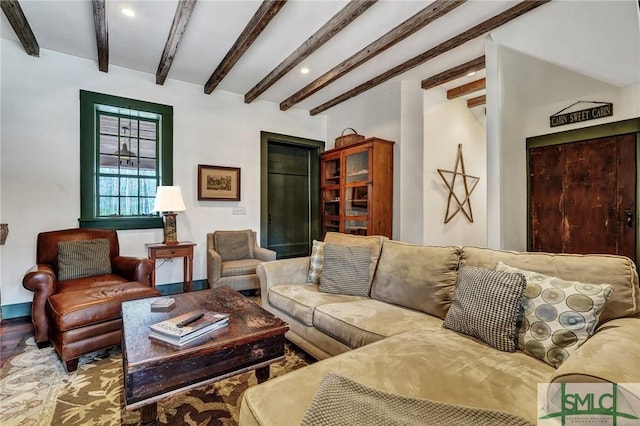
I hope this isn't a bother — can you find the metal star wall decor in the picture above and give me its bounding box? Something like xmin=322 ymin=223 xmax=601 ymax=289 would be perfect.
xmin=437 ymin=144 xmax=480 ymax=224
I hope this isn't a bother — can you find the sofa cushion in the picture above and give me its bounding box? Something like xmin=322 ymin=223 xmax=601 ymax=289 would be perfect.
xmin=313 ymin=299 xmax=443 ymax=349
xmin=307 ymin=240 xmax=324 ymax=284
xmin=214 ymin=230 xmax=253 ymax=261
xmin=268 ymin=284 xmax=364 ymax=326
xmin=221 ymin=258 xmax=262 ymax=277
xmin=320 ymin=244 xmax=372 ymax=296
xmin=444 ymin=265 xmax=527 ymax=352
xmin=461 ymin=246 xmax=639 ymax=323
xmin=370 ymin=241 xmax=460 ymax=319
xmin=240 ymin=327 xmax=554 ymax=426
xmin=496 ymin=262 xmax=613 ymax=367
xmin=57 ymin=238 xmax=112 ymax=281
xmin=47 ymin=283 xmax=159 ymax=332
xmin=324 ymin=232 xmax=386 ymax=286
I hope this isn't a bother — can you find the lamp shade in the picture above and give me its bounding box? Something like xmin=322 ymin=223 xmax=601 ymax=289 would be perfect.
xmin=152 ymin=186 xmax=186 ymax=212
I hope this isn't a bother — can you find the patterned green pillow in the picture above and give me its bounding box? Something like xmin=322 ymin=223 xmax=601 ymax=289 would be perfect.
xmin=307 ymin=240 xmax=324 ymax=284
xmin=57 ymin=238 xmax=112 ymax=281
xmin=496 ymin=262 xmax=613 ymax=368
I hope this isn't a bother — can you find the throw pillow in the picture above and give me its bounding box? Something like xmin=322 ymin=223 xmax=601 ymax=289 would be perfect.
xmin=307 ymin=240 xmax=325 ymax=284
xmin=496 ymin=262 xmax=613 ymax=367
xmin=57 ymin=238 xmax=112 ymax=281
xmin=214 ymin=231 xmax=251 ymax=261
xmin=443 ymin=264 xmax=527 ymax=352
xmin=320 ymin=244 xmax=371 ymax=296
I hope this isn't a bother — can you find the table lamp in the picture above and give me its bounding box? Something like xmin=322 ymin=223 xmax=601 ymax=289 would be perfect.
xmin=152 ymin=186 xmax=186 ymax=245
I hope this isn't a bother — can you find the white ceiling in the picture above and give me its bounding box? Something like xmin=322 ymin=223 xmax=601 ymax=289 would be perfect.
xmin=2 ymin=1 xmax=639 ymax=114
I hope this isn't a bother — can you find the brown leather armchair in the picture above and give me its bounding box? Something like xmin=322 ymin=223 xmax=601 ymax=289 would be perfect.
xmin=22 ymin=228 xmax=159 ymax=372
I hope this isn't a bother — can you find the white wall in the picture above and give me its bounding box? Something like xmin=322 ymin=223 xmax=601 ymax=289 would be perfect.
xmin=423 ymin=97 xmax=486 ymax=247
xmin=0 ymin=39 xmax=326 ymax=307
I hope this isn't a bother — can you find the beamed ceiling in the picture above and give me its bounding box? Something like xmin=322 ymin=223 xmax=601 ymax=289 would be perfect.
xmin=2 ymin=1 xmax=639 ymax=115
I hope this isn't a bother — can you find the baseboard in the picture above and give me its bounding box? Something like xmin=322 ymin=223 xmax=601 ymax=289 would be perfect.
xmin=0 ymin=279 xmax=211 ymax=320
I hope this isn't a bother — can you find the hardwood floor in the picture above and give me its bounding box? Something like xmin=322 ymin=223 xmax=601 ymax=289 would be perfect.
xmin=0 ymin=316 xmax=34 ymax=368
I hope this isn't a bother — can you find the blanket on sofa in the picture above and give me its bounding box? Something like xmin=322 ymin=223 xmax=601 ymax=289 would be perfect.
xmin=300 ymin=373 xmax=534 ymax=426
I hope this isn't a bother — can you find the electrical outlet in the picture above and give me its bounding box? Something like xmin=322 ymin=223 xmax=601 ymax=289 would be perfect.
xmin=232 ymin=207 xmax=246 ymax=215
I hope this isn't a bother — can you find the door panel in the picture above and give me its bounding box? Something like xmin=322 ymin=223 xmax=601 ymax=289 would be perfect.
xmin=267 ymin=143 xmax=311 ymax=259
xmin=563 ymin=137 xmax=618 ymax=254
xmin=616 ymin=134 xmax=637 ymax=259
xmin=529 ymin=134 xmax=637 ymax=262
xmin=529 ymin=145 xmax=564 ymax=253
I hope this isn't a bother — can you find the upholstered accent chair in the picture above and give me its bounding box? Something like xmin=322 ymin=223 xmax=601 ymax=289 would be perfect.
xmin=22 ymin=228 xmax=159 ymax=372
xmin=207 ymin=230 xmax=276 ymax=292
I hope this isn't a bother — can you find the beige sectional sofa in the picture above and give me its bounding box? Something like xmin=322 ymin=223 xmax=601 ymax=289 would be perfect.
xmin=239 ymin=233 xmax=640 ymax=425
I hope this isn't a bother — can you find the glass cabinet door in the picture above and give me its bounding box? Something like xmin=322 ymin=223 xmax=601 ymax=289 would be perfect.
xmin=344 ymin=184 xmax=368 ymax=235
xmin=323 ymin=157 xmax=341 ymax=185
xmin=345 ymin=150 xmax=368 ymax=183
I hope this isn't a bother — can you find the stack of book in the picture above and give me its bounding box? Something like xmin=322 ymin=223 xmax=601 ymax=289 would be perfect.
xmin=149 ymin=309 xmax=230 ymax=347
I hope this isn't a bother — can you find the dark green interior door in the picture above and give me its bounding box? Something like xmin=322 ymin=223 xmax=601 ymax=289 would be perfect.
xmin=267 ymin=143 xmax=311 ymax=258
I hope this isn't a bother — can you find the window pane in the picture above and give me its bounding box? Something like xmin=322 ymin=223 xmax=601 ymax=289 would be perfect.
xmin=140 ymin=178 xmax=157 ymax=196
xmin=139 ymin=120 xmax=157 ymax=140
xmin=99 ymin=115 xmax=118 ymax=135
xmin=99 ymin=134 xmax=119 ymax=155
xmin=140 ymin=197 xmax=155 ymax=215
xmin=99 ymin=176 xmax=119 ymax=196
xmin=120 ymin=197 xmax=139 ymax=215
xmin=99 ymin=197 xmax=118 ymax=216
xmin=120 ymin=177 xmax=139 ymax=196
xmin=139 ymin=139 xmax=156 ymax=159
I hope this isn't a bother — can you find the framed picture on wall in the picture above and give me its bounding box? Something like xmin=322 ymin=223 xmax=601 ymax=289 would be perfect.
xmin=197 ymin=165 xmax=241 ymax=201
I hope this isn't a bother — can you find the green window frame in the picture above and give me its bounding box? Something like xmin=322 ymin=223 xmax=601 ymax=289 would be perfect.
xmin=79 ymin=90 xmax=173 ymax=230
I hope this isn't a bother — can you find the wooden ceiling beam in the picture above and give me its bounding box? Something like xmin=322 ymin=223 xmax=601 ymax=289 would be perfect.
xmin=467 ymin=94 xmax=486 ymax=108
xmin=156 ymin=0 xmax=198 ymax=85
xmin=447 ymin=78 xmax=486 ymax=99
xmin=92 ymin=0 xmax=108 ymax=72
xmin=310 ymin=0 xmax=550 ymax=116
xmin=421 ymin=56 xmax=485 ymax=91
xmin=279 ymin=0 xmax=464 ymax=111
xmin=1 ymin=0 xmax=39 ymax=57
xmin=204 ymin=0 xmax=287 ymax=95
xmin=244 ymin=0 xmax=376 ymax=104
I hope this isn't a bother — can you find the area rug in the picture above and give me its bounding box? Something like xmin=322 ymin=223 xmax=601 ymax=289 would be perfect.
xmin=0 ymin=336 xmax=314 ymax=426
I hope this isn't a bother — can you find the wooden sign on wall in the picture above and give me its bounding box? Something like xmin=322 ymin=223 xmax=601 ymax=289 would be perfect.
xmin=550 ymin=101 xmax=613 ymax=128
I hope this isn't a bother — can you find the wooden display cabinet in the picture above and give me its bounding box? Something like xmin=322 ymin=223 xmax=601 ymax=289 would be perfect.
xmin=320 ymin=137 xmax=394 ymax=238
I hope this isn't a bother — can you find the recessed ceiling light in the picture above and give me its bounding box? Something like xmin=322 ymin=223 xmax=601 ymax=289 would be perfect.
xmin=467 ymin=71 xmax=476 ymax=77
xmin=121 ymin=8 xmax=135 ymax=17
xmin=301 ymin=67 xmax=310 ymax=74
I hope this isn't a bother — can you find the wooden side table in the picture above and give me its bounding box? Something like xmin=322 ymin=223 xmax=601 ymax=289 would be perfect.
xmin=146 ymin=242 xmax=196 ymax=292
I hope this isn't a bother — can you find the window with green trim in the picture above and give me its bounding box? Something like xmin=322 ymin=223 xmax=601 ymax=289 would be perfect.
xmin=80 ymin=90 xmax=173 ymax=230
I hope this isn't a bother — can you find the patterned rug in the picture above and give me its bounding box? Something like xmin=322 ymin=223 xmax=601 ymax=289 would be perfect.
xmin=0 ymin=336 xmax=314 ymax=426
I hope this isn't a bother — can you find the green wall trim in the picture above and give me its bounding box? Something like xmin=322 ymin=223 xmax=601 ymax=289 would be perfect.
xmin=1 ymin=280 xmax=210 ymax=320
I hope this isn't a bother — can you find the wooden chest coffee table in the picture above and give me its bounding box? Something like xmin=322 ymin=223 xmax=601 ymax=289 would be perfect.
xmin=121 ymin=286 xmax=288 ymax=425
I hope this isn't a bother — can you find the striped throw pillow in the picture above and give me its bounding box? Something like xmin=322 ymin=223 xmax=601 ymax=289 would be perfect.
xmin=443 ymin=264 xmax=527 ymax=352
xmin=57 ymin=238 xmax=112 ymax=281
xmin=319 ymin=244 xmax=371 ymax=296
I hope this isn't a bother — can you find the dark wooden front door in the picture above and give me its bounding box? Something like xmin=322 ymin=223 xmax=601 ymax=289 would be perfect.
xmin=529 ymin=133 xmax=637 ymax=262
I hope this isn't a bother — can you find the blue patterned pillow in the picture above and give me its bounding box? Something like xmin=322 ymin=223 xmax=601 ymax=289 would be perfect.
xmin=496 ymin=262 xmax=613 ymax=367
xmin=444 ymin=264 xmax=527 ymax=352
xmin=57 ymin=238 xmax=112 ymax=281
xmin=307 ymin=240 xmax=324 ymax=284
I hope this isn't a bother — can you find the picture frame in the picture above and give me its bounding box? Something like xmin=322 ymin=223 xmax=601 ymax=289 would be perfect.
xmin=197 ymin=165 xmax=241 ymax=201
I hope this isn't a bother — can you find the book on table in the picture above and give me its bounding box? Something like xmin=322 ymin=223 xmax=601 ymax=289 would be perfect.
xmin=149 ymin=309 xmax=230 ymax=346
